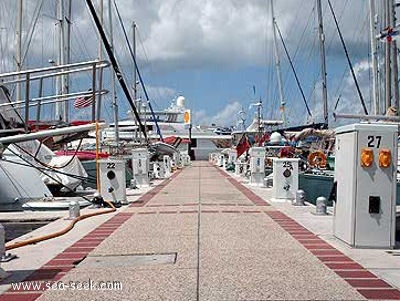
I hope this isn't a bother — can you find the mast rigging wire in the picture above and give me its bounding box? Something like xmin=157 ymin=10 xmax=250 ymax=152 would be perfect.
xmin=0 ymin=157 xmax=93 ymax=182
xmin=112 ymin=0 xmax=164 ymax=142
xmin=21 ymin=0 xmax=44 ymax=67
xmin=14 ymin=138 xmax=83 ymax=170
xmin=327 ymin=0 xmax=369 ymax=115
xmin=5 ymin=146 xmax=93 ymax=202
xmin=84 ymin=0 xmax=148 ymax=141
xmin=274 ymin=21 xmax=312 ymax=117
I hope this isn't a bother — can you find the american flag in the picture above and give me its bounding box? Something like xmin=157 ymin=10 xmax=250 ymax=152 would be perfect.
xmin=74 ymin=93 xmax=93 ymax=109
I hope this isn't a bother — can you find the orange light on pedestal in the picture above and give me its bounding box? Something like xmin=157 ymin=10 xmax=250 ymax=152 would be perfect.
xmin=360 ymin=148 xmax=374 ymax=167
xmin=379 ymin=149 xmax=391 ymax=168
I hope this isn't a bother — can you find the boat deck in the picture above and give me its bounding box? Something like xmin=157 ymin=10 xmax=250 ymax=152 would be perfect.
xmin=1 ymin=161 xmax=400 ymax=300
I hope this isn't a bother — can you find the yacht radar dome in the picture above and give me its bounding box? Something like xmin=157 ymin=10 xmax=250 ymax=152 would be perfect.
xmin=269 ymin=132 xmax=282 ymax=145
xmin=176 ymin=96 xmax=185 ymax=108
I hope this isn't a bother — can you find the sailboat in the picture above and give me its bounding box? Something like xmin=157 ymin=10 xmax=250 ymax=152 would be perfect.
xmin=0 ymin=0 xmax=110 ymax=208
xmin=297 ymin=0 xmax=400 ymax=206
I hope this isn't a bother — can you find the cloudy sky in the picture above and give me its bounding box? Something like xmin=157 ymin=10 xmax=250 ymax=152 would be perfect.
xmin=0 ymin=0 xmax=391 ymax=128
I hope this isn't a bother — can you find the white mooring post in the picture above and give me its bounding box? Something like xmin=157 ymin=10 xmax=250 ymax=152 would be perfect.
xmin=271 ymin=158 xmax=299 ymax=201
xmin=249 ymin=147 xmax=266 ymax=186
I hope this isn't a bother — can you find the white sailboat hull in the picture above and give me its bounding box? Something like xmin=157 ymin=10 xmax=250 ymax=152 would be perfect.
xmin=0 ymin=159 xmax=52 ymax=204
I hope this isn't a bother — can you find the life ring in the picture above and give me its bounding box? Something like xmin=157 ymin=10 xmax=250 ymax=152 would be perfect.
xmin=308 ymin=150 xmax=327 ymax=168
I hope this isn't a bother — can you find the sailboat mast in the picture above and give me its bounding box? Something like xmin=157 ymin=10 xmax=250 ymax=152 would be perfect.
xmin=108 ymin=0 xmax=119 ymax=146
xmin=316 ymin=0 xmax=328 ymax=126
xmin=384 ymin=0 xmax=392 ymax=110
xmin=132 ymin=21 xmax=139 ymax=142
xmin=270 ymin=0 xmax=286 ymax=125
xmin=132 ymin=22 xmax=137 ymax=108
xmin=84 ymin=0 xmax=148 ymax=141
xmin=369 ymin=0 xmax=380 ymax=114
xmin=16 ymin=0 xmax=23 ymax=113
xmin=96 ymin=0 xmax=104 ymax=121
xmin=63 ymin=0 xmax=72 ymax=122
xmin=56 ymin=0 xmax=66 ymax=121
xmin=97 ymin=0 xmax=104 ymax=61
xmin=390 ymin=0 xmax=399 ymax=110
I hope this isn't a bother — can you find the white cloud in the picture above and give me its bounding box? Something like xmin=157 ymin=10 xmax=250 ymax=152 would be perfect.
xmin=212 ymin=101 xmax=242 ymax=125
xmin=330 ymin=59 xmax=374 ymax=126
xmin=134 ymin=0 xmax=370 ymax=69
xmin=194 ymin=101 xmax=242 ymax=126
xmin=146 ymin=85 xmax=176 ymax=100
xmin=0 ymin=0 xmax=373 ymax=72
xmin=193 ymin=109 xmax=208 ymax=125
xmin=138 ymin=0 xmax=270 ymax=67
xmin=295 ymin=57 xmax=374 ymax=127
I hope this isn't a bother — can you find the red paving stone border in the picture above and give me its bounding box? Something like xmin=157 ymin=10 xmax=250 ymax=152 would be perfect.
xmin=0 ymin=171 xmax=183 ymax=301
xmin=130 ymin=170 xmax=182 ymax=208
xmin=264 ymin=210 xmax=400 ymax=300
xmin=213 ymin=165 xmax=400 ymax=299
xmin=140 ymin=203 xmax=272 ymax=209
xmin=213 ymin=166 xmax=270 ymax=206
xmin=0 ymin=212 xmax=135 ymax=301
xmin=0 ymin=293 xmax=42 ymax=301
xmin=3 ymin=165 xmax=400 ymax=300
xmin=179 ymin=210 xmax=198 ymax=214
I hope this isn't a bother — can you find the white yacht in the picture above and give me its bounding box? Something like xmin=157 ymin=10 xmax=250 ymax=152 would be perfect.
xmin=102 ymin=96 xmax=232 ymax=160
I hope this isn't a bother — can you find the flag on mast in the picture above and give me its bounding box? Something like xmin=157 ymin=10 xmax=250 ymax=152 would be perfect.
xmin=74 ymin=90 xmax=94 ymax=109
xmin=236 ymin=134 xmax=250 ymax=157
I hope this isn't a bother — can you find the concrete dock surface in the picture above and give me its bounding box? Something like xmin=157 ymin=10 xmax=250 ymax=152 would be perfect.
xmin=1 ymin=161 xmax=400 ymax=300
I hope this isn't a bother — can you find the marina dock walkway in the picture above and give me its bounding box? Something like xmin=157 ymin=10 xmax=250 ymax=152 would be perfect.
xmin=1 ymin=162 xmax=400 ymax=300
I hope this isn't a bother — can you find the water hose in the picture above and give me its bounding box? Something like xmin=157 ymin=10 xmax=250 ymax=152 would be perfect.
xmin=5 ymin=199 xmax=116 ymax=251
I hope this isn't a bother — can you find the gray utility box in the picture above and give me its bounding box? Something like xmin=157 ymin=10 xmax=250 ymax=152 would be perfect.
xmin=98 ymin=159 xmax=127 ymax=203
xmin=132 ymin=148 xmax=149 ymax=187
xmin=334 ymin=123 xmax=398 ymax=248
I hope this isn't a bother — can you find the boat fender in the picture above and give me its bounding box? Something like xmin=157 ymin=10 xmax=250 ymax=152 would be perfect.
xmin=307 ymin=151 xmax=327 ymax=168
